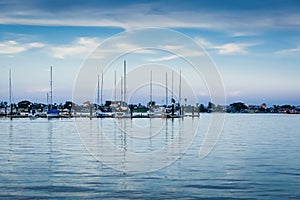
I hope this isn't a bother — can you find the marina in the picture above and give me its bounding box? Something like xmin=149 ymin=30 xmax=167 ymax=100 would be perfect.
xmin=1 ymin=1 xmax=300 ymax=198
xmin=1 ymin=62 xmax=197 ymax=119
xmin=1 ymin=63 xmax=299 ymax=120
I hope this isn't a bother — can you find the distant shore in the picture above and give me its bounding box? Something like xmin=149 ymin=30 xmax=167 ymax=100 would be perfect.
xmin=1 ymin=100 xmax=300 ymax=120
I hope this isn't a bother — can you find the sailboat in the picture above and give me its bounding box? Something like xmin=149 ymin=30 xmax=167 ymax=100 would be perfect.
xmin=114 ymin=60 xmax=130 ymax=118
xmin=95 ymin=72 xmax=114 ymax=118
xmin=162 ymin=70 xmax=182 ymax=118
xmin=147 ymin=70 xmax=155 ymax=117
xmin=147 ymin=70 xmax=162 ymax=118
xmin=47 ymin=66 xmax=60 ymax=118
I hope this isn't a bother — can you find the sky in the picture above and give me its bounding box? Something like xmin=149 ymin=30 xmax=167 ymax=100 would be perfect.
xmin=0 ymin=0 xmax=300 ymax=106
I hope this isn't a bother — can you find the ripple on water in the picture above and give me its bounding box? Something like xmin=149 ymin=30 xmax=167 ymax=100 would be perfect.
xmin=0 ymin=115 xmax=299 ymax=199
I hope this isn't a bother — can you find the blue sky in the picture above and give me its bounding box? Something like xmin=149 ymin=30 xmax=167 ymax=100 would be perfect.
xmin=0 ymin=0 xmax=300 ymax=106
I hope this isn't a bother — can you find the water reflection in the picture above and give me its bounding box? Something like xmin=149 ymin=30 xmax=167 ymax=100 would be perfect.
xmin=8 ymin=122 xmax=13 ymax=161
xmin=47 ymin=120 xmax=54 ymax=196
xmin=76 ymin=117 xmax=198 ymax=173
xmin=1 ymin=115 xmax=300 ymax=199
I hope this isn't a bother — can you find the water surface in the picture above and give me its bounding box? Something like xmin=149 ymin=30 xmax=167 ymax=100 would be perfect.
xmin=0 ymin=114 xmax=299 ymax=199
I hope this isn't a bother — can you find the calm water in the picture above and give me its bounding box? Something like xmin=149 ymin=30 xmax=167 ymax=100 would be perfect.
xmin=0 ymin=114 xmax=300 ymax=199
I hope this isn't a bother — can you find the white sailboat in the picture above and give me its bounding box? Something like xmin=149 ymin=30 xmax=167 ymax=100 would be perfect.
xmin=95 ymin=71 xmax=114 ymax=118
xmin=162 ymin=70 xmax=182 ymax=118
xmin=115 ymin=60 xmax=130 ymax=118
xmin=47 ymin=66 xmax=60 ymax=118
xmin=147 ymin=70 xmax=163 ymax=118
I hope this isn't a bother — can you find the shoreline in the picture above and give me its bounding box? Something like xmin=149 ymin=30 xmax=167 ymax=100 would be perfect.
xmin=0 ymin=112 xmax=299 ymax=120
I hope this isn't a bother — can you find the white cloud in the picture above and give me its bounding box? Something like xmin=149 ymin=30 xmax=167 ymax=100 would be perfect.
xmin=195 ymin=37 xmax=213 ymax=47
xmin=0 ymin=40 xmax=44 ymax=55
xmin=27 ymin=42 xmax=44 ymax=48
xmin=275 ymin=46 xmax=300 ymax=55
xmin=232 ymin=32 xmax=257 ymax=37
xmin=46 ymin=33 xmax=255 ymax=61
xmin=158 ymin=45 xmax=185 ymax=51
xmin=0 ymin=6 xmax=213 ymax=30
xmin=88 ymin=42 xmax=154 ymax=59
xmin=49 ymin=36 xmax=157 ymax=59
xmin=146 ymin=54 xmax=179 ymax=62
xmin=113 ymin=42 xmax=142 ymax=52
xmin=215 ymin=43 xmax=250 ymax=55
xmin=50 ymin=37 xmax=101 ymax=59
xmin=1 ymin=2 xmax=299 ymax=31
xmin=195 ymin=37 xmax=257 ymax=55
xmin=144 ymin=43 xmax=207 ymax=62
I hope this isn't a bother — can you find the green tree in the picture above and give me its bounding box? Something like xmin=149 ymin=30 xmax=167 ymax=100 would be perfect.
xmin=199 ymin=104 xmax=207 ymax=112
xmin=208 ymin=102 xmax=215 ymax=112
xmin=229 ymin=102 xmax=248 ymax=112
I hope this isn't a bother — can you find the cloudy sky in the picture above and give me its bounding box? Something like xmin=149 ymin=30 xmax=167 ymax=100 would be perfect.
xmin=0 ymin=0 xmax=300 ymax=105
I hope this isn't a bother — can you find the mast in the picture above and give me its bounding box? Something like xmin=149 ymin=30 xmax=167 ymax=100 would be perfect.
xmin=172 ymin=70 xmax=174 ymax=100
xmin=101 ymin=71 xmax=103 ymax=105
xmin=150 ymin=70 xmax=152 ymax=106
xmin=50 ymin=66 xmax=53 ymax=107
xmin=165 ymin=72 xmax=168 ymax=105
xmin=179 ymin=69 xmax=182 ymax=105
xmin=121 ymin=76 xmax=123 ymax=103
xmin=114 ymin=70 xmax=117 ymax=103
xmin=97 ymin=74 xmax=100 ymax=106
xmin=123 ymin=60 xmax=126 ymax=104
xmin=47 ymin=92 xmax=49 ymax=105
xmin=9 ymin=69 xmax=12 ymax=120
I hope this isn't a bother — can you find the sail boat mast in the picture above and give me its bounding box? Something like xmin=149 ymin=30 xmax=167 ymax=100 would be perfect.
xmin=150 ymin=70 xmax=152 ymax=106
xmin=172 ymin=70 xmax=174 ymax=100
xmin=9 ymin=69 xmax=12 ymax=120
xmin=114 ymin=70 xmax=117 ymax=102
xmin=50 ymin=66 xmax=53 ymax=106
xmin=121 ymin=76 xmax=123 ymax=103
xmin=46 ymin=66 xmax=60 ymax=118
xmin=101 ymin=71 xmax=103 ymax=105
xmin=165 ymin=72 xmax=168 ymax=105
xmin=97 ymin=74 xmax=100 ymax=105
xmin=123 ymin=60 xmax=126 ymax=104
xmin=179 ymin=69 xmax=182 ymax=105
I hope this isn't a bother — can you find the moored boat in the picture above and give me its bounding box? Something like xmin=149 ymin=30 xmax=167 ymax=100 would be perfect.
xmin=47 ymin=66 xmax=60 ymax=118
xmin=47 ymin=109 xmax=60 ymax=118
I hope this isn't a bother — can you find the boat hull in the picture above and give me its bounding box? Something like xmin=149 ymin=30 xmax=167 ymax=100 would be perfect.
xmin=47 ymin=109 xmax=60 ymax=118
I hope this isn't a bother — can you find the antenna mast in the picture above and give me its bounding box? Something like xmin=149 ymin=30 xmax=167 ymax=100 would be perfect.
xmin=123 ymin=60 xmax=126 ymax=104
xmin=9 ymin=69 xmax=12 ymax=120
xmin=165 ymin=72 xmax=168 ymax=105
xmin=121 ymin=76 xmax=123 ymax=103
xmin=179 ymin=69 xmax=182 ymax=105
xmin=101 ymin=71 xmax=103 ymax=105
xmin=172 ymin=70 xmax=174 ymax=100
xmin=50 ymin=66 xmax=53 ymax=106
xmin=150 ymin=70 xmax=152 ymax=107
xmin=97 ymin=74 xmax=100 ymax=105
xmin=114 ymin=70 xmax=117 ymax=102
